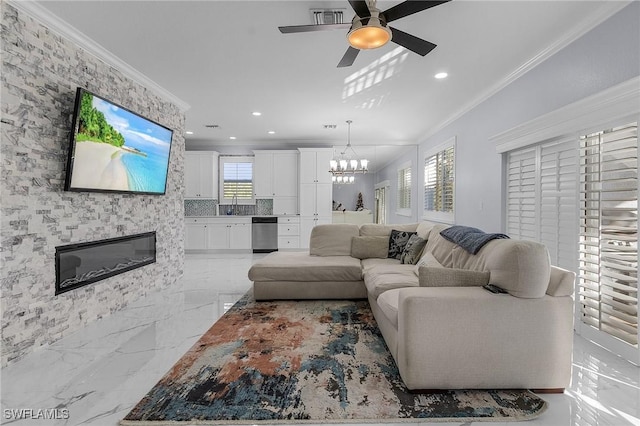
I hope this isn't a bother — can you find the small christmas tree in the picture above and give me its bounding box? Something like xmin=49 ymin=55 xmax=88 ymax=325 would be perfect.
xmin=356 ymin=192 xmax=364 ymax=211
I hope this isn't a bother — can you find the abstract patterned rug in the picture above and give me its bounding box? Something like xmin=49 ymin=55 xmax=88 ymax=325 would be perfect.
xmin=121 ymin=293 xmax=547 ymax=424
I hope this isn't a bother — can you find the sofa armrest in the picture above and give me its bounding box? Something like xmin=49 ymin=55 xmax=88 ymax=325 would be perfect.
xmin=418 ymin=266 xmax=490 ymax=287
xmin=395 ymin=287 xmax=574 ymax=390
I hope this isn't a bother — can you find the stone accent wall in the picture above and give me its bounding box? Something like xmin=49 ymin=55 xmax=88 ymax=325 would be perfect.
xmin=0 ymin=3 xmax=185 ymax=366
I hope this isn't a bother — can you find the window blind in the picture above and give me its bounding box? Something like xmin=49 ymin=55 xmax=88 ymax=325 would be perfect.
xmin=579 ymin=122 xmax=638 ymax=347
xmin=424 ymin=145 xmax=455 ymax=214
xmin=222 ymin=161 xmax=253 ymax=199
xmin=398 ymin=167 xmax=411 ymax=210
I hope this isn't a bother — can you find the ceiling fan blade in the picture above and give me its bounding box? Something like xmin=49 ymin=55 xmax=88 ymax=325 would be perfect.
xmin=337 ymin=46 xmax=360 ymax=68
xmin=382 ymin=1 xmax=450 ymax=23
xmin=390 ymin=27 xmax=437 ymax=56
xmin=279 ymin=23 xmax=351 ymax=34
xmin=349 ymin=0 xmax=371 ymax=18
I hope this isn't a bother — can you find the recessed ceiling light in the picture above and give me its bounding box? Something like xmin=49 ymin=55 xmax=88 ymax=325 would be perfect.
xmin=229 ymin=136 xmax=236 ymax=140
xmin=434 ymin=72 xmax=448 ymax=79
xmin=268 ymin=131 xmax=275 ymax=135
xmin=252 ymin=111 xmax=262 ymax=116
xmin=185 ymin=131 xmax=194 ymax=135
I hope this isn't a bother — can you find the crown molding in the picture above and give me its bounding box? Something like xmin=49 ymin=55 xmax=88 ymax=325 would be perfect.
xmin=420 ymin=1 xmax=632 ymax=145
xmin=7 ymin=0 xmax=190 ymax=112
xmin=491 ymin=76 xmax=640 ymax=153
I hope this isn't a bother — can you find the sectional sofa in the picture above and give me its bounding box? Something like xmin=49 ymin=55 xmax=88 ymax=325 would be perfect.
xmin=247 ymin=221 xmax=575 ymax=391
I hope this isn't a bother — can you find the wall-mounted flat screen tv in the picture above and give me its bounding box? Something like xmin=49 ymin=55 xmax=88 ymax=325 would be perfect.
xmin=64 ymin=88 xmax=174 ymax=195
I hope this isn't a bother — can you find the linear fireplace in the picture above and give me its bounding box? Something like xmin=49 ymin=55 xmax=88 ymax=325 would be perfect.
xmin=55 ymin=232 xmax=156 ymax=295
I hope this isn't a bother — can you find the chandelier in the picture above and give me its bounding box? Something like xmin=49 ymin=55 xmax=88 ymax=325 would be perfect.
xmin=329 ymin=120 xmax=369 ymax=184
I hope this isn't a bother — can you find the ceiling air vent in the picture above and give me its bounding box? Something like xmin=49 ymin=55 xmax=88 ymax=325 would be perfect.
xmin=310 ymin=9 xmax=346 ymax=25
xmin=204 ymin=124 xmax=220 ymax=129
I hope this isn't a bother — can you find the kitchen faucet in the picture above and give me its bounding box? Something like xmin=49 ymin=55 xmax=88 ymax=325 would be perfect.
xmin=232 ymin=194 xmax=238 ymax=215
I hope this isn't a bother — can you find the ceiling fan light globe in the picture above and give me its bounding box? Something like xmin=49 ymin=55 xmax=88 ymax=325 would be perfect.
xmin=347 ymin=17 xmax=391 ymax=50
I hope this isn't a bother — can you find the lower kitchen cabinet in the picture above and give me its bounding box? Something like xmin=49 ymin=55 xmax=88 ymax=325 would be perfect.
xmin=185 ymin=218 xmax=251 ymax=250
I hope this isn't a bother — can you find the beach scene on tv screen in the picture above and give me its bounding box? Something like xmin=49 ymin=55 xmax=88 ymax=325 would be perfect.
xmin=69 ymin=91 xmax=173 ymax=193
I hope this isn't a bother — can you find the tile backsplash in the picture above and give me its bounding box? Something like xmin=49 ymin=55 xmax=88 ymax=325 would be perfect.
xmin=185 ymin=199 xmax=218 ymax=216
xmin=186 ymin=199 xmax=274 ymax=216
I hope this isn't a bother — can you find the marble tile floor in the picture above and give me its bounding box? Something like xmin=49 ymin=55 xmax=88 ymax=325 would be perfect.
xmin=1 ymin=253 xmax=639 ymax=426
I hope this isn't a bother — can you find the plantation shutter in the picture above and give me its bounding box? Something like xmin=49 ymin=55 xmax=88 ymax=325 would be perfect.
xmin=579 ymin=122 xmax=638 ymax=348
xmin=506 ymin=140 xmax=578 ymax=270
xmin=424 ymin=146 xmax=455 ymax=214
xmin=539 ymin=139 xmax=579 ymax=270
xmin=506 ymin=147 xmax=537 ymax=240
xmin=223 ymin=161 xmax=253 ymax=200
xmin=398 ymin=167 xmax=411 ymax=210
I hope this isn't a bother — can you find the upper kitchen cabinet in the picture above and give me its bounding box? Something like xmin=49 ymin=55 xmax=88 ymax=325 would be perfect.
xmin=253 ymin=150 xmax=298 ymax=198
xmin=185 ymin=151 xmax=219 ymax=199
xmin=298 ymin=148 xmax=333 ymax=185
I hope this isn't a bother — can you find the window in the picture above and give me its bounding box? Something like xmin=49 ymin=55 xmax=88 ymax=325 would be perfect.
xmin=397 ymin=164 xmax=411 ymax=216
xmin=578 ymin=122 xmax=638 ymax=350
xmin=375 ymin=180 xmax=390 ymax=224
xmin=424 ymin=140 xmax=455 ymax=223
xmin=219 ymin=156 xmax=253 ymax=203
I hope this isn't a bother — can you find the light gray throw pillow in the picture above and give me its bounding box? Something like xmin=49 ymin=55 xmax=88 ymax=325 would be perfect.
xmin=351 ymin=236 xmax=389 ymax=259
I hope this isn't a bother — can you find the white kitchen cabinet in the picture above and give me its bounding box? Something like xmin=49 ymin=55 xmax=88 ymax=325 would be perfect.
xmin=253 ymin=150 xmax=298 ymax=197
xmin=185 ymin=223 xmax=208 ymax=249
xmin=273 ymin=197 xmax=298 ymax=216
xmin=272 ymin=152 xmax=298 ymax=197
xmin=229 ymin=223 xmax=251 ymax=249
xmin=185 ymin=218 xmax=251 ymax=250
xmin=253 ymin=151 xmax=273 ymax=197
xmin=298 ymin=148 xmax=333 ymax=248
xmin=277 ymin=216 xmax=300 ymax=249
xmin=185 ymin=151 xmax=219 ymax=198
xmin=298 ymin=148 xmax=333 ymax=184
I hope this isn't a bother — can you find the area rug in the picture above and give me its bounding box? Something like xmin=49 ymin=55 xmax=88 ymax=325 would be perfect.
xmin=121 ymin=293 xmax=547 ymax=424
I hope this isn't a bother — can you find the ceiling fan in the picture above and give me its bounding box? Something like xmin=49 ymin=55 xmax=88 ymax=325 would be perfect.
xmin=279 ymin=0 xmax=451 ymax=67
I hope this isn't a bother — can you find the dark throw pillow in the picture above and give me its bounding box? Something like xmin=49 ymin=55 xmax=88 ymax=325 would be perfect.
xmin=400 ymin=234 xmax=427 ymax=264
xmin=388 ymin=230 xmax=417 ymax=260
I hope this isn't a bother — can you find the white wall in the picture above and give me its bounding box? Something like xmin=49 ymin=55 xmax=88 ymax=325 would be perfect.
xmin=379 ymin=2 xmax=640 ymax=232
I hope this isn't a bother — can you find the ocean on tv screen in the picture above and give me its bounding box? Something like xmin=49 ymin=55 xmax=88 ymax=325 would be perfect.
xmin=69 ymin=92 xmax=172 ymax=193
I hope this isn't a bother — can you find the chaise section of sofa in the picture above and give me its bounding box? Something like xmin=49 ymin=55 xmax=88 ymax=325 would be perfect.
xmin=249 ymin=223 xmax=368 ymax=300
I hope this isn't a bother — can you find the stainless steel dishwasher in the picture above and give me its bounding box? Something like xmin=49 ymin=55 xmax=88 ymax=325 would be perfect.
xmin=251 ymin=217 xmax=278 ymax=253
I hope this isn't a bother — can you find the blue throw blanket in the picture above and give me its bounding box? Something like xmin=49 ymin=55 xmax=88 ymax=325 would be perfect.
xmin=440 ymin=226 xmax=509 ymax=255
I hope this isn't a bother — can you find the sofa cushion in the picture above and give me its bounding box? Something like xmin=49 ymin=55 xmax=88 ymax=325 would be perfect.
xmin=310 ymin=224 xmax=360 ymax=256
xmin=361 ymin=257 xmax=400 ymax=273
xmin=413 ymin=251 xmax=443 ymax=275
xmin=388 ymin=230 xmax=417 ymax=260
xmin=376 ymin=288 xmax=401 ymax=328
xmin=248 ymin=251 xmax=362 ymax=282
xmin=418 ymin=266 xmax=490 ymax=287
xmin=483 ymin=239 xmax=550 ymax=298
xmin=400 ymin=235 xmax=427 ymax=264
xmin=424 ymin=225 xmax=457 ymax=267
xmin=416 ymin=221 xmax=436 ymax=240
xmin=359 ymin=223 xmax=419 ymax=237
xmin=363 ymin=264 xmax=418 ymax=299
xmin=351 ymin=236 xmax=388 ymax=259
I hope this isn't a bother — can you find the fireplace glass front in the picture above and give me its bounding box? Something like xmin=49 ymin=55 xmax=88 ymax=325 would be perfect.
xmin=55 ymin=232 xmax=156 ymax=295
